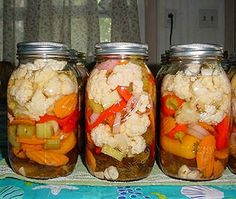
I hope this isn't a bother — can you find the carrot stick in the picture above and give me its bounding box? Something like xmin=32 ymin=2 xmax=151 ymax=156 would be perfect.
xmin=17 ymin=137 xmax=45 ymax=145
xmin=11 ymin=118 xmax=35 ymax=125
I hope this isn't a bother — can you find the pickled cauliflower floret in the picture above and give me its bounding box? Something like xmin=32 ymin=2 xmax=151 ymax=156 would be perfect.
xmin=192 ymin=76 xmax=225 ymax=105
xmin=87 ymin=69 xmax=115 ymax=106
xmin=11 ymin=66 xmax=28 ymax=79
xmin=43 ymin=76 xmax=62 ymax=97
xmin=59 ymin=73 xmax=77 ymax=95
xmin=162 ymin=74 xmax=191 ymax=100
xmin=120 ymin=113 xmax=150 ymax=137
xmin=107 ymin=62 xmax=143 ymax=94
xmin=199 ymin=104 xmax=225 ymax=124
xmin=133 ymin=93 xmax=151 ymax=113
xmin=104 ymin=166 xmax=119 ymax=180
xmin=34 ymin=67 xmax=57 ymax=88
xmin=26 ymin=90 xmax=55 ymax=120
xmin=91 ymin=124 xmax=117 ymax=148
xmin=129 ymin=136 xmax=146 ymax=155
xmin=176 ymin=102 xmax=198 ymax=124
xmin=9 ymin=79 xmax=33 ymax=105
xmin=46 ymin=59 xmax=67 ymax=71
xmin=184 ymin=63 xmax=201 ymax=76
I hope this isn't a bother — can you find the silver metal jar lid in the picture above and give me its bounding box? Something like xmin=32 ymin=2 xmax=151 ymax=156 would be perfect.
xmin=170 ymin=43 xmax=223 ymax=57
xmin=95 ymin=42 xmax=148 ymax=56
xmin=17 ymin=42 xmax=70 ymax=56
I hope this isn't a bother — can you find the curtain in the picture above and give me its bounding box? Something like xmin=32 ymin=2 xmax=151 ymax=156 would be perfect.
xmin=0 ymin=0 xmax=141 ymax=64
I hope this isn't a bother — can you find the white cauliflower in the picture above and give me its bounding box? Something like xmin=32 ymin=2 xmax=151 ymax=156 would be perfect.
xmin=173 ymin=73 xmax=192 ymax=99
xmin=9 ymin=79 xmax=33 ymax=105
xmin=184 ymin=63 xmax=201 ymax=76
xmin=11 ymin=66 xmax=28 ymax=79
xmin=43 ymin=75 xmax=62 ymax=97
xmin=107 ymin=62 xmax=143 ymax=94
xmin=59 ymin=73 xmax=77 ymax=95
xmin=34 ymin=67 xmax=57 ymax=88
xmin=120 ymin=112 xmax=150 ymax=137
xmin=104 ymin=166 xmax=119 ymax=180
xmin=32 ymin=59 xmax=47 ymax=70
xmin=133 ymin=93 xmax=151 ymax=113
xmin=114 ymin=133 xmax=130 ymax=154
xmin=101 ymin=90 xmax=121 ymax=109
xmin=91 ymin=124 xmax=117 ymax=148
xmin=175 ymin=102 xmax=198 ymax=124
xmin=46 ymin=59 xmax=67 ymax=71
xmin=162 ymin=73 xmax=191 ymax=100
xmin=199 ymin=104 xmax=225 ymax=124
xmin=26 ymin=90 xmax=55 ymax=120
xmin=129 ymin=136 xmax=146 ymax=155
xmin=87 ymin=69 xmax=114 ymax=106
xmin=191 ymin=76 xmax=224 ymax=105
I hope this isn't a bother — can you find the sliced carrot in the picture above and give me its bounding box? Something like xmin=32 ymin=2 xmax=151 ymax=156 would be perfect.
xmin=21 ymin=143 xmax=43 ymax=152
xmin=213 ymin=160 xmax=224 ymax=178
xmin=198 ymin=121 xmax=216 ymax=135
xmin=160 ymin=116 xmax=176 ymax=135
xmin=25 ymin=150 xmax=69 ymax=166
xmin=11 ymin=118 xmax=35 ymax=125
xmin=49 ymin=131 xmax=77 ymax=154
xmin=53 ymin=93 xmax=78 ymax=119
xmin=196 ymin=134 xmax=216 ymax=178
xmin=17 ymin=136 xmax=45 ymax=145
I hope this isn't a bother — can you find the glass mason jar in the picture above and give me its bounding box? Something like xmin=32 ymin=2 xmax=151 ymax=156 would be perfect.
xmin=69 ymin=49 xmax=89 ymax=153
xmin=7 ymin=42 xmax=80 ymax=179
xmin=227 ymin=53 xmax=236 ymax=174
xmin=85 ymin=42 xmax=156 ymax=181
xmin=158 ymin=43 xmax=231 ymax=181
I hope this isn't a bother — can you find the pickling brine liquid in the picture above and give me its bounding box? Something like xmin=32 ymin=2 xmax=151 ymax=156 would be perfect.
xmin=7 ymin=42 xmax=80 ymax=179
xmin=85 ymin=42 xmax=156 ymax=181
xmin=158 ymin=44 xmax=231 ymax=181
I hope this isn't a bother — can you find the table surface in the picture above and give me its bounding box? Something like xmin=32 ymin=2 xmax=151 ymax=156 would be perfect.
xmin=1 ymin=99 xmax=236 ymax=199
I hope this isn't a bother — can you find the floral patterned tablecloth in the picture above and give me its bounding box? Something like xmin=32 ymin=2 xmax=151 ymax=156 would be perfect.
xmin=1 ymin=100 xmax=236 ymax=199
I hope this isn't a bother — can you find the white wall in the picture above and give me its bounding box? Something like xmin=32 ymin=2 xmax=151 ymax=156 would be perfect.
xmin=157 ymin=0 xmax=225 ymax=62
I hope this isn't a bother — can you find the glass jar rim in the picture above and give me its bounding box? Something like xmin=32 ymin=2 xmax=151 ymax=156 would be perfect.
xmin=95 ymin=42 xmax=148 ymax=57
xmin=170 ymin=43 xmax=223 ymax=57
xmin=17 ymin=41 xmax=70 ymax=57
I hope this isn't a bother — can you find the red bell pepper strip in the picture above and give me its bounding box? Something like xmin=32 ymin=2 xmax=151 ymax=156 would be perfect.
xmin=167 ymin=124 xmax=187 ymax=140
xmin=215 ymin=115 xmax=230 ymax=150
xmin=38 ymin=114 xmax=59 ymax=123
xmin=58 ymin=108 xmax=80 ymax=133
xmin=161 ymin=94 xmax=185 ymax=116
xmin=116 ymin=86 xmax=132 ymax=102
xmin=87 ymin=99 xmax=126 ymax=131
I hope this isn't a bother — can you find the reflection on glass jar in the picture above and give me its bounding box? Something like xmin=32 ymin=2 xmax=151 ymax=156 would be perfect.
xmin=85 ymin=42 xmax=156 ymax=181
xmin=158 ymin=43 xmax=231 ymax=181
xmin=227 ymin=53 xmax=236 ymax=174
xmin=7 ymin=42 xmax=80 ymax=179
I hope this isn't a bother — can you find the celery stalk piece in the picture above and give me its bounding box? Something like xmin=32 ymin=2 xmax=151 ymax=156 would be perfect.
xmin=36 ymin=122 xmax=53 ymax=138
xmin=17 ymin=124 xmax=35 ymax=138
xmin=101 ymin=144 xmax=125 ymax=161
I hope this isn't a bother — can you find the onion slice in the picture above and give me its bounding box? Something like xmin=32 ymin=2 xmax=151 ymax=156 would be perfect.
xmin=113 ymin=112 xmax=121 ymax=134
xmin=90 ymin=112 xmax=100 ymax=124
xmin=187 ymin=124 xmax=210 ymax=140
xmin=96 ymin=59 xmax=120 ymax=72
